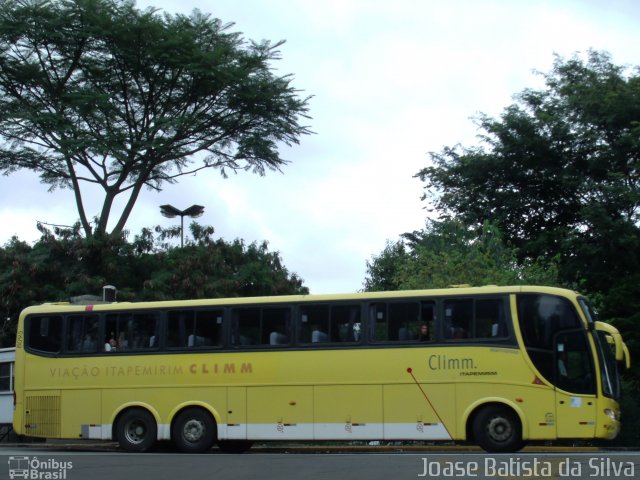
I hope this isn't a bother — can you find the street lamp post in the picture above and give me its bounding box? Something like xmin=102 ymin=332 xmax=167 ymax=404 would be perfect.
xmin=159 ymin=204 xmax=205 ymax=247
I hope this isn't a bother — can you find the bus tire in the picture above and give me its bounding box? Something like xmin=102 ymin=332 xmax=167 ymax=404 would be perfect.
xmin=472 ymin=405 xmax=523 ymax=453
xmin=116 ymin=408 xmax=157 ymax=453
xmin=171 ymin=407 xmax=216 ymax=453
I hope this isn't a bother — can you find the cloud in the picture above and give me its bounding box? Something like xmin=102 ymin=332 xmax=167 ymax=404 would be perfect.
xmin=1 ymin=0 xmax=640 ymax=293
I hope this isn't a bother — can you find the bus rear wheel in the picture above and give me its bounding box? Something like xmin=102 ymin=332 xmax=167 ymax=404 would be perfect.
xmin=116 ymin=408 xmax=157 ymax=453
xmin=171 ymin=407 xmax=216 ymax=453
xmin=472 ymin=405 xmax=524 ymax=453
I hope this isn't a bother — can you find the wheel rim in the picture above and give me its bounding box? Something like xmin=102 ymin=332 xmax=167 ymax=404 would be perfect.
xmin=487 ymin=415 xmax=512 ymax=443
xmin=125 ymin=418 xmax=148 ymax=445
xmin=182 ymin=418 xmax=206 ymax=443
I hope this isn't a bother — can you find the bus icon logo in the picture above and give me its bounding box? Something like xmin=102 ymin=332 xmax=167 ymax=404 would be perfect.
xmin=8 ymin=456 xmax=30 ymax=479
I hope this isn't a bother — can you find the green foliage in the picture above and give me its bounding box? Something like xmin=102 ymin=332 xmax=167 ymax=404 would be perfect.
xmin=412 ymin=50 xmax=640 ymax=443
xmin=139 ymin=224 xmax=306 ymax=300
xmin=417 ymin=51 xmax=640 ymax=294
xmin=0 ymin=222 xmax=307 ymax=346
xmin=415 ymin=50 xmax=640 ymax=341
xmin=0 ymin=0 xmax=311 ymax=238
xmin=364 ymin=220 xmax=560 ymax=291
xmin=610 ymin=378 xmax=640 ymax=446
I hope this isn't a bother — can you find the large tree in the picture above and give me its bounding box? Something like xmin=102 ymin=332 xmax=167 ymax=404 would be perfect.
xmin=417 ymin=51 xmax=640 ymax=296
xmin=416 ymin=51 xmax=640 ymax=401
xmin=0 ymin=0 xmax=310 ymax=238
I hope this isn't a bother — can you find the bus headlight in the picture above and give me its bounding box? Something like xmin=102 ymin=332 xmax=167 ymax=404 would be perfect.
xmin=604 ymin=409 xmax=619 ymax=421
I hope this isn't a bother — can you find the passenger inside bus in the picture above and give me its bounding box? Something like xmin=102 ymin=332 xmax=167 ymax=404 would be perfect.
xmin=417 ymin=323 xmax=430 ymax=341
xmin=104 ymin=336 xmax=117 ymax=352
xmin=118 ymin=331 xmax=128 ymax=350
xmin=269 ymin=331 xmax=288 ymax=345
xmin=311 ymin=326 xmax=328 ymax=343
xmin=451 ymin=327 xmax=467 ymax=339
xmin=81 ymin=331 xmax=97 ymax=351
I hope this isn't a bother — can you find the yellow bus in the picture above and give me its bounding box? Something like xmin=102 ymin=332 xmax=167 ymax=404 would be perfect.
xmin=12 ymin=286 xmax=629 ymax=453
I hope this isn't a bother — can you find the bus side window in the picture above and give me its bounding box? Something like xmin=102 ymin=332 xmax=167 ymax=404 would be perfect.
xmin=263 ymin=307 xmax=290 ymax=346
xmin=67 ymin=315 xmax=99 ymax=353
xmin=372 ymin=302 xmax=422 ymax=342
xmin=331 ymin=305 xmax=360 ymax=342
xmin=27 ymin=316 xmax=63 ymax=353
xmin=444 ymin=300 xmax=472 ymax=340
xmin=168 ymin=310 xmax=222 ymax=348
xmin=232 ymin=307 xmax=290 ymax=346
xmin=476 ymin=299 xmax=507 ymax=339
xmin=167 ymin=310 xmax=194 ymax=348
xmin=299 ymin=304 xmax=359 ymax=344
xmin=388 ymin=303 xmax=419 ymax=341
xmin=299 ymin=305 xmax=330 ymax=344
xmin=105 ymin=312 xmax=160 ymax=351
xmin=232 ymin=308 xmax=258 ymax=346
xmin=195 ymin=310 xmax=224 ymax=347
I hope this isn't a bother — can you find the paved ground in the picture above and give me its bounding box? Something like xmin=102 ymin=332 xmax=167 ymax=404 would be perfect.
xmin=0 ymin=439 xmax=609 ymax=454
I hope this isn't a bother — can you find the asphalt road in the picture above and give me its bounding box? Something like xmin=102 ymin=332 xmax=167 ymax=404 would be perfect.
xmin=0 ymin=446 xmax=638 ymax=480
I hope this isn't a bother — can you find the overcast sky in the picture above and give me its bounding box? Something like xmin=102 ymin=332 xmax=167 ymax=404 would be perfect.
xmin=1 ymin=0 xmax=639 ymax=294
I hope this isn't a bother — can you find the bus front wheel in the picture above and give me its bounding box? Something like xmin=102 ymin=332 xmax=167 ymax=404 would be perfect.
xmin=115 ymin=408 xmax=157 ymax=453
xmin=472 ymin=405 xmax=524 ymax=453
xmin=171 ymin=407 xmax=216 ymax=453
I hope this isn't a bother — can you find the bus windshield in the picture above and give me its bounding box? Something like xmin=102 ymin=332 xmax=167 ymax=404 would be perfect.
xmin=579 ymin=298 xmax=621 ymax=399
xmin=593 ymin=330 xmax=621 ymax=399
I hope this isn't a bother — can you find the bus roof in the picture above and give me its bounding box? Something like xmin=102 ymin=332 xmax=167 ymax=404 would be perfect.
xmin=18 ymin=285 xmax=579 ymax=317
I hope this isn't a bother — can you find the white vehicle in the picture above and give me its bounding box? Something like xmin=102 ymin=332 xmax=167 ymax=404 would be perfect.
xmin=0 ymin=347 xmax=15 ymax=440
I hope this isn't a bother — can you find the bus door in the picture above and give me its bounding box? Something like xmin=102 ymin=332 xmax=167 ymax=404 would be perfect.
xmin=553 ymin=330 xmax=596 ymax=438
xmin=226 ymin=387 xmax=247 ymax=440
